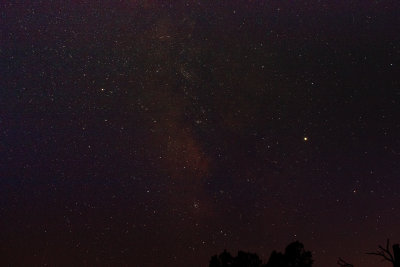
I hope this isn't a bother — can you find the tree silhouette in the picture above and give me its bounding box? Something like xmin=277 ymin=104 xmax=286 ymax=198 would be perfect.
xmin=266 ymin=241 xmax=313 ymax=267
xmin=210 ymin=250 xmax=234 ymax=267
xmin=209 ymin=250 xmax=262 ymax=267
xmin=234 ymin=251 xmax=263 ymax=267
xmin=366 ymin=239 xmax=400 ymax=267
xmin=209 ymin=241 xmax=313 ymax=267
xmin=265 ymin=251 xmax=286 ymax=267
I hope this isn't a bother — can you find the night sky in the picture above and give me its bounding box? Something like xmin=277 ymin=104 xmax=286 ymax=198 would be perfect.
xmin=1 ymin=1 xmax=400 ymax=266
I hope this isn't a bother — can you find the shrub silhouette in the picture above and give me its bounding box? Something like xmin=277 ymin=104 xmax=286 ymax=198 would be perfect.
xmin=209 ymin=250 xmax=262 ymax=267
xmin=235 ymin=251 xmax=263 ymax=267
xmin=209 ymin=241 xmax=313 ymax=267
xmin=266 ymin=241 xmax=313 ymax=267
xmin=210 ymin=250 xmax=234 ymax=267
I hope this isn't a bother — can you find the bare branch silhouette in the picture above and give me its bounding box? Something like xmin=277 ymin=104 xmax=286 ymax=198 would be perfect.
xmin=337 ymin=257 xmax=354 ymax=267
xmin=366 ymin=239 xmax=400 ymax=267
